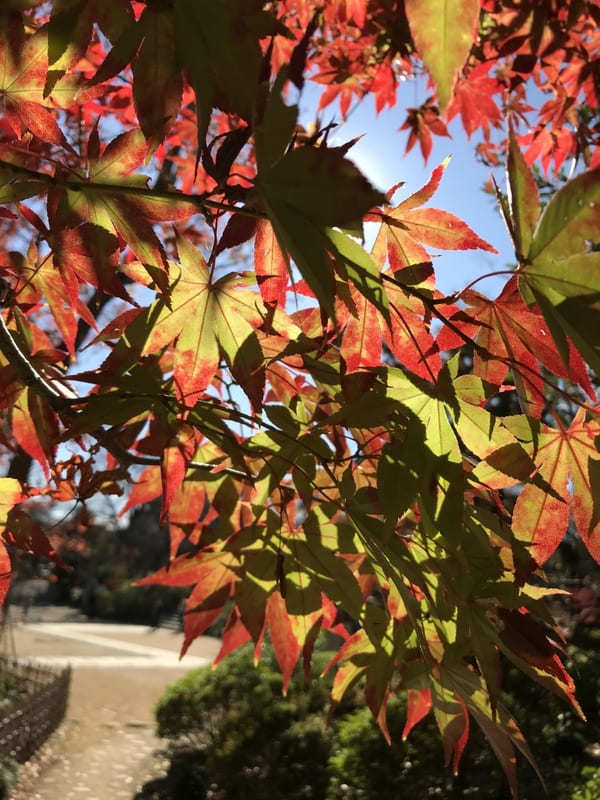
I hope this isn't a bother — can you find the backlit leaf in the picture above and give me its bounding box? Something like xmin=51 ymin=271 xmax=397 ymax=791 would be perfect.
xmin=142 ymin=235 xmax=266 ymax=408
xmin=133 ymin=7 xmax=182 ymax=150
xmin=0 ymin=27 xmax=69 ymax=146
xmin=405 ymin=0 xmax=480 ymax=111
xmin=254 ymin=219 xmax=288 ymax=308
xmin=529 ymin=168 xmax=600 ymax=261
xmin=507 ymin=125 xmax=539 ymax=258
xmin=402 ymin=688 xmax=433 ymax=740
xmin=0 ymin=542 xmax=10 ymax=608
xmin=266 ymin=590 xmax=302 ymax=694
xmin=0 ymin=478 xmax=22 ymax=527
xmin=512 ymin=410 xmax=600 ymax=564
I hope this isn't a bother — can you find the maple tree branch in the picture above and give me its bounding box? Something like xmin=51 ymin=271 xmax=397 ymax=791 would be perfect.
xmin=0 ymin=312 xmax=70 ymax=410
xmin=0 ymin=311 xmax=254 ymax=483
xmin=0 ymin=160 xmax=265 ymax=219
xmin=97 ymin=438 xmax=255 ymax=484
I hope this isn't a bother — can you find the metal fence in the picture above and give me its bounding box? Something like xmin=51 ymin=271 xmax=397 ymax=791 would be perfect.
xmin=0 ymin=658 xmax=71 ymax=763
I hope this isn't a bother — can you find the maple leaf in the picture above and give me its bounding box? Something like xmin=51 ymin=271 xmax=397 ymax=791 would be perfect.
xmin=405 ymin=0 xmax=481 ymax=112
xmin=0 ymin=26 xmax=69 ymax=147
xmin=118 ymin=465 xmax=162 ymax=518
xmin=400 ymin=101 xmax=451 ymax=163
xmin=136 ymin=549 xmax=238 ymax=590
xmin=10 ymin=389 xmax=58 ymax=479
xmin=384 ymin=198 xmax=498 ymax=255
xmin=432 ymin=682 xmax=470 ymax=775
xmin=0 ymin=542 xmax=9 ymax=609
xmin=132 ymin=5 xmax=182 ymax=151
xmin=0 ymin=478 xmax=22 ymax=527
xmin=253 ymin=219 xmax=288 ymax=309
xmin=0 ymin=477 xmax=22 ymax=606
xmin=372 ymin=158 xmax=497 ymax=266
xmin=442 ymin=664 xmax=544 ymax=798
xmin=403 ymin=688 xmax=433 ymax=740
xmin=324 ymin=0 xmax=369 ymax=29
xmin=266 ymin=590 xmax=303 ymax=695
xmin=381 ymin=275 xmax=442 ymax=381
xmin=173 ymin=0 xmax=277 ymax=142
xmin=141 ymin=235 xmax=266 ymax=409
xmin=512 ymin=408 xmax=600 ymax=565
xmin=446 ymin=63 xmax=503 ymax=139
xmin=360 ymin=160 xmax=495 ymax=380
xmin=497 ymin=608 xmax=581 ymax=717
xmin=505 ymin=124 xmax=540 ymax=260
xmin=255 ymin=87 xmax=385 ymax=314
xmin=4 ymin=508 xmax=64 ymax=566
xmin=23 ymin=251 xmax=83 ymax=357
xmin=511 ymin=134 xmax=600 ymax=270
xmin=160 ymin=423 xmax=199 ymax=523
xmin=339 ymin=286 xmax=382 ymax=373
xmin=55 ymin=129 xmax=196 ymax=292
xmin=181 ymin=583 xmax=231 ymax=658
xmin=516 ymin=163 xmax=600 ymax=376
xmin=48 ymin=0 xmax=133 ymax=77
xmin=370 ymin=61 xmax=397 ymax=114
xmin=437 ymin=277 xmax=595 ymax=416
xmin=453 ymin=375 xmax=536 ymax=490
xmin=213 ymin=606 xmax=252 ymax=667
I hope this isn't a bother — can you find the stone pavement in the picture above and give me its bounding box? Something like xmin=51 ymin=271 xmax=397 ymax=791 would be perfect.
xmin=6 ymin=615 xmax=221 ymax=800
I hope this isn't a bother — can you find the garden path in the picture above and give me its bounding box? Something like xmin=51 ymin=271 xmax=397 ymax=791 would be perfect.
xmin=6 ymin=618 xmax=221 ymax=800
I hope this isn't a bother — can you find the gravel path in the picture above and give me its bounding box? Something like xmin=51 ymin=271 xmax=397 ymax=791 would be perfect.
xmin=6 ymin=618 xmax=220 ymax=800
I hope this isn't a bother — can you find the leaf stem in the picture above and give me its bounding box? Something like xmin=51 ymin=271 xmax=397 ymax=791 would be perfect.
xmin=453 ymin=270 xmax=518 ymax=301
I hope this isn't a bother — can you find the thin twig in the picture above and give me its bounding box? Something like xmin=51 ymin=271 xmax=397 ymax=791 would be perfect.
xmin=95 ymin=434 xmax=254 ymax=483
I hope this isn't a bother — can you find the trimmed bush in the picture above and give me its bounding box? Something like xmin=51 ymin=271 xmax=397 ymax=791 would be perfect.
xmin=150 ymin=643 xmax=600 ymax=800
xmin=155 ymin=646 xmax=334 ymax=799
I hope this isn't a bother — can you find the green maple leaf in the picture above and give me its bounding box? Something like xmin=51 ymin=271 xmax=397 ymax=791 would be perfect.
xmin=142 ymin=235 xmax=266 ymax=409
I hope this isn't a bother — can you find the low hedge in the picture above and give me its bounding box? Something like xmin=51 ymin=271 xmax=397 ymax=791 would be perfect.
xmin=145 ymin=643 xmax=600 ymax=800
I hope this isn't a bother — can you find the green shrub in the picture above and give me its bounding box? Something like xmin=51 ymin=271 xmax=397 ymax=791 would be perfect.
xmin=94 ymin=582 xmax=184 ymax=625
xmin=0 ymin=671 xmax=28 ymax=709
xmin=571 ymin=767 xmax=600 ymax=800
xmin=155 ymin=646 xmax=334 ymax=799
xmin=328 ymin=698 xmax=468 ymax=800
xmin=152 ymin=642 xmax=600 ymax=800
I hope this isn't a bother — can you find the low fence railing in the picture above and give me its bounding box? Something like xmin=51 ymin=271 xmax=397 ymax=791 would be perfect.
xmin=0 ymin=657 xmax=71 ymax=763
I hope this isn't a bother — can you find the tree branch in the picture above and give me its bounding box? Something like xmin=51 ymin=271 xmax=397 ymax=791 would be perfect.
xmin=0 ymin=159 xmax=264 ymax=219
xmin=95 ymin=434 xmax=255 ymax=483
xmin=0 ymin=311 xmax=255 ymax=483
xmin=0 ymin=312 xmax=70 ymax=409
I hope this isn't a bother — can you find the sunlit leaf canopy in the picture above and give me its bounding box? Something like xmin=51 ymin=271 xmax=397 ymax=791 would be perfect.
xmin=0 ymin=1 xmax=599 ymax=794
